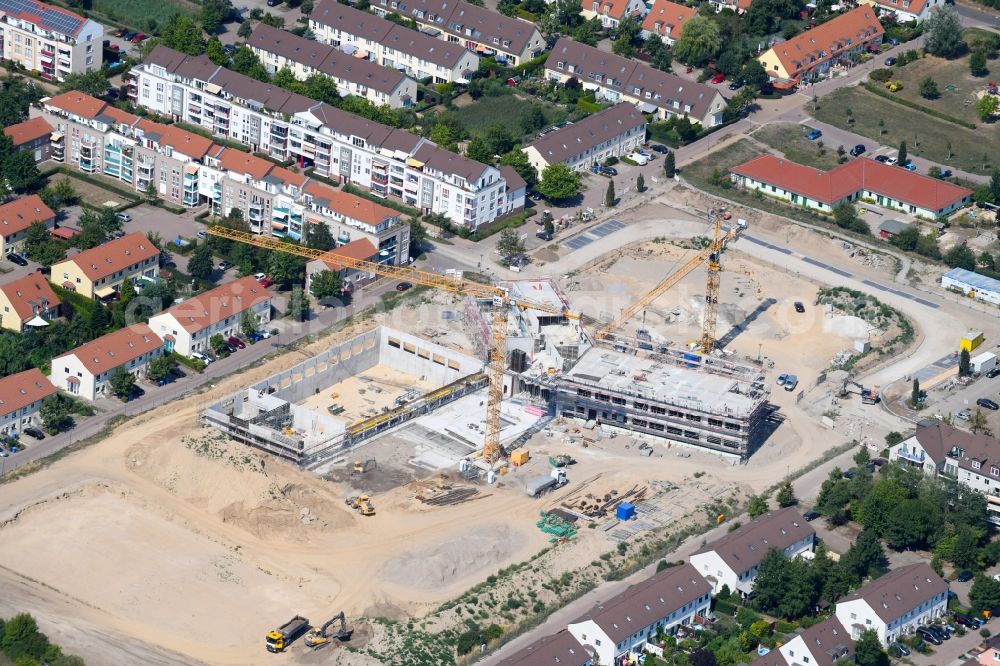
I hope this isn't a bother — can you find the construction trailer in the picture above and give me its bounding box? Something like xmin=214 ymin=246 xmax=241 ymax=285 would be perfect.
xmin=972 ymin=352 xmax=997 ymax=375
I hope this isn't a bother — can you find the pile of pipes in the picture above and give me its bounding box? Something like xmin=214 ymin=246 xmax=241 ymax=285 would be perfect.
xmin=537 ymin=511 xmax=577 ymax=541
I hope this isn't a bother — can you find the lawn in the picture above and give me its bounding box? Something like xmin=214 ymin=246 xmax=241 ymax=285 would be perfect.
xmin=881 ymin=53 xmax=987 ymax=126
xmin=451 ymin=94 xmax=568 ymax=143
xmin=90 ymin=0 xmax=196 ymax=31
xmin=813 ymin=86 xmax=1000 ymax=176
xmin=752 ymin=123 xmax=847 ymax=171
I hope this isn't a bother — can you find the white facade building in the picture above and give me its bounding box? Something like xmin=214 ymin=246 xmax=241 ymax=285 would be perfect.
xmin=942 ymin=267 xmax=1000 ymax=305
xmin=0 ymin=0 xmax=102 ymax=82
xmin=524 ymin=103 xmax=646 ymax=174
xmin=0 ymin=368 xmax=56 ymax=436
xmin=51 ymin=324 xmax=164 ymax=401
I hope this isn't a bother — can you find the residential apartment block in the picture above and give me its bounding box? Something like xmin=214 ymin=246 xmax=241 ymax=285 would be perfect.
xmin=51 ymin=231 xmax=159 ymax=299
xmin=567 ymin=562 xmax=712 ymax=665
xmin=690 ymin=507 xmax=815 ymax=595
xmin=890 ymin=421 xmax=1000 ymax=524
xmin=148 ymin=276 xmax=272 ymax=356
xmin=0 ymin=271 xmax=60 ymax=331
xmin=758 ymin=6 xmax=884 ymax=88
xmin=309 ymin=1 xmax=479 ymax=84
xmin=3 ymin=116 xmax=53 ymax=162
xmin=127 ymin=46 xmax=523 ymax=230
xmin=835 ymin=563 xmax=948 ymax=645
xmin=247 ymin=23 xmax=417 ymax=108
xmin=0 ymin=368 xmax=56 ymax=436
xmin=730 ymin=154 xmax=973 ymax=219
xmin=544 ymin=38 xmax=728 ymax=127
xmin=306 ymin=237 xmax=379 ymax=296
xmin=0 ymin=194 xmax=54 ymax=256
xmin=580 ymin=0 xmax=647 ymax=29
xmin=642 ymin=0 xmax=696 ymax=45
xmin=51 ymin=323 xmax=164 ymax=400
xmin=524 ymin=103 xmax=646 ymax=174
xmin=364 ymin=0 xmax=545 ymax=65
xmin=0 ymin=0 xmax=102 ymax=82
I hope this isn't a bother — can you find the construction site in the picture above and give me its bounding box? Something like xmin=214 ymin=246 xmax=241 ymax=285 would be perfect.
xmin=0 ymin=201 xmax=922 ymax=665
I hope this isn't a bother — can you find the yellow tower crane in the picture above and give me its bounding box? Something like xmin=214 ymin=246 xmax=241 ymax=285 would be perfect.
xmin=206 ymin=226 xmax=580 ymax=465
xmin=593 ymin=214 xmax=742 ymax=349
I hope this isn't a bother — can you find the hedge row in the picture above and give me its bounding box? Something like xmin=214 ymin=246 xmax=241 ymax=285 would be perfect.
xmin=862 ymin=82 xmax=977 ymax=129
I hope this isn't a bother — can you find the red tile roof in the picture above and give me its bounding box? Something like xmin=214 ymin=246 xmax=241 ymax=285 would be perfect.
xmin=642 ymin=0 xmax=696 ymax=38
xmin=154 ymin=276 xmax=271 ymax=334
xmin=4 ymin=117 xmax=53 ymax=147
xmin=767 ymin=7 xmax=884 ymax=79
xmin=51 ymin=226 xmax=80 ymax=239
xmin=0 ymin=195 xmax=55 ymax=239
xmin=61 ymin=232 xmax=160 ymax=282
xmin=731 ymin=154 xmax=973 ymax=213
xmin=318 ymin=238 xmax=378 ymax=271
xmin=219 ymin=148 xmax=275 ymax=180
xmin=269 ymin=165 xmax=308 ymax=188
xmin=56 ymin=323 xmax=163 ymax=376
xmin=155 ymin=123 xmax=215 ymax=160
xmin=581 ymin=0 xmax=635 ymax=19
xmin=43 ymin=91 xmax=108 ymax=119
xmin=0 ymin=272 xmax=60 ymax=323
xmin=304 ymin=181 xmax=399 ymax=227
xmin=0 ymin=369 xmax=56 ymax=418
xmin=869 ymin=0 xmax=929 ymax=16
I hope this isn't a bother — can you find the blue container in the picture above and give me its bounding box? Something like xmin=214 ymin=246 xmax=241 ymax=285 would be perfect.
xmin=616 ymin=502 xmax=636 ymax=521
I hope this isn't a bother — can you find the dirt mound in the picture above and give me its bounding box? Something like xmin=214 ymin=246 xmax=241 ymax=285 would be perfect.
xmin=379 ymin=524 xmax=523 ymax=590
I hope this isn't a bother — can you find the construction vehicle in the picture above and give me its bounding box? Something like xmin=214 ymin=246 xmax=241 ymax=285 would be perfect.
xmin=526 ymin=468 xmax=568 ymax=497
xmin=352 ymin=458 xmax=376 ymax=474
xmin=304 ymin=611 xmax=352 ymax=648
xmin=345 ymin=495 xmax=375 ymax=516
xmin=266 ymin=615 xmax=310 ymax=652
xmin=207 ymin=226 xmax=579 ymax=469
xmin=840 ymin=379 xmax=880 ymax=404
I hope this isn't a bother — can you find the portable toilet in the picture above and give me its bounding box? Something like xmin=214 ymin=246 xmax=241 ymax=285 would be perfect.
xmin=616 ymin=502 xmax=636 ymax=521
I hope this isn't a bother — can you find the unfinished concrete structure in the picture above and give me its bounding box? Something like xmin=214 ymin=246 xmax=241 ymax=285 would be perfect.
xmin=201 ymin=326 xmax=483 ymax=467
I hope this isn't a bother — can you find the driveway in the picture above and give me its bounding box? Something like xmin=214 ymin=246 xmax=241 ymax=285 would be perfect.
xmin=910 ymin=624 xmax=987 ymax=666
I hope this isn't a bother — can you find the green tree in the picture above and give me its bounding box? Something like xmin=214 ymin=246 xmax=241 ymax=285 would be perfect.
xmin=883 ymin=498 xmax=937 ymax=550
xmin=200 ymin=0 xmax=232 ymax=33
xmin=39 ymin=395 xmax=73 ymax=434
xmin=286 ymin=285 xmax=308 ymax=321
xmin=240 ymin=310 xmax=260 ymax=338
xmin=238 ymin=20 xmax=254 ymax=39
xmin=304 ymin=221 xmax=335 ymax=251
xmin=206 ymin=37 xmax=229 ymax=65
xmin=58 ymin=70 xmax=109 ymax=97
xmin=979 ymin=94 xmax=999 ymax=120
xmin=108 ymin=366 xmax=137 ymax=399
xmin=924 ymin=5 xmax=964 ymax=57
xmin=776 ymin=480 xmax=796 ymax=508
xmin=971 ymin=50 xmax=989 ymax=77
xmin=161 ymin=14 xmax=207 ymax=55
xmin=840 ymin=530 xmax=886 ymax=583
xmin=857 ymin=479 xmax=908 ymax=535
xmin=854 ymin=445 xmax=872 ymax=467
xmin=209 ymin=333 xmax=229 ymax=356
xmin=24 ymin=222 xmax=65 ymax=265
xmin=960 ymin=348 xmax=972 ymax=376
xmin=465 ymin=135 xmax=493 ymax=163
xmin=971 ymin=574 xmax=1000 ymax=613
xmin=118 ymin=278 xmax=135 ymax=308
xmin=484 ymin=123 xmax=514 ymax=156
xmin=645 ymin=34 xmax=672 ymax=72
xmin=499 ymin=150 xmax=538 ymax=188
xmin=748 ymin=494 xmax=769 ymax=517
xmin=309 ymin=269 xmax=343 ymax=299
xmin=497 ymin=228 xmax=526 ymax=265
xmin=409 ymin=218 xmax=428 ymax=259
xmin=611 ymin=15 xmax=641 ymax=57
xmin=910 ymin=378 xmax=920 ymax=407
xmin=231 ymin=45 xmax=269 ymax=80
xmin=854 ymin=628 xmax=889 ymax=666
xmin=146 ymin=355 xmax=174 ymax=381
xmin=1 ymin=613 xmax=49 ymax=661
xmin=0 ymin=142 xmax=41 ymax=193
xmin=604 ymin=179 xmax=616 ymax=207
xmin=664 ymin=150 xmax=676 ymax=178
xmin=898 ymin=140 xmax=907 ymax=167
xmin=188 ymin=242 xmax=215 ymax=281
xmin=266 ymin=246 xmax=306 ymax=288
xmin=990 ymin=169 xmax=1000 ymax=203
xmin=273 ymin=65 xmax=298 ymax=90
xmin=673 ymin=16 xmax=721 ymax=66
xmin=919 ymin=75 xmax=939 ymax=99
xmin=636 ymin=173 xmax=645 ymax=193
xmin=537 ymin=163 xmax=581 ymax=202
xmin=970 ymin=408 xmax=991 ymax=435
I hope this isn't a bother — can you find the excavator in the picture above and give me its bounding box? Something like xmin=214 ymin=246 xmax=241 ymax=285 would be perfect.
xmin=304 ymin=611 xmax=353 ymax=648
xmin=352 ymin=459 xmax=376 ymax=474
xmin=839 ymin=378 xmax=880 ymax=404
xmin=345 ymin=495 xmax=375 ymax=516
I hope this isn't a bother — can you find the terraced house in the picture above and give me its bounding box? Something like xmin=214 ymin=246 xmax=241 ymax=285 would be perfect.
xmin=128 ymin=45 xmax=523 ymax=230
xmin=580 ymin=0 xmax=648 ymax=30
xmin=0 ymin=194 xmax=54 ymax=257
xmin=51 ymin=232 xmax=160 ymax=300
xmin=0 ymin=271 xmax=60 ymax=331
xmin=642 ymin=0 xmax=696 ymax=45
xmin=524 ymin=103 xmax=647 ymax=173
xmin=0 ymin=0 xmax=102 ymax=82
xmin=51 ymin=324 xmax=164 ymax=401
xmin=0 ymin=369 xmax=56 ymax=436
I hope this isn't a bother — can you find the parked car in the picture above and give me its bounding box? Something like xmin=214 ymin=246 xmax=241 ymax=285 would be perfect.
xmin=888 ymin=642 xmax=910 ymax=657
xmin=850 ymin=144 xmax=866 ymax=156
xmin=783 ymin=375 xmax=798 ymax=391
xmin=6 ymin=253 xmax=27 ymax=266
xmin=874 ymin=155 xmax=891 ymax=164
xmin=191 ymin=351 xmax=212 ymax=364
xmin=115 ymin=211 xmax=132 ymax=222
xmin=988 ymin=366 xmax=1000 ymax=378
xmin=883 ymin=156 xmax=898 ymax=166
xmin=592 ymin=165 xmax=617 ymax=176
xmin=536 ymin=230 xmax=553 ymax=241
xmin=803 ymin=510 xmax=819 ymax=521
xmin=924 ymin=625 xmax=949 ymax=641
xmin=258 ymin=277 xmax=274 ymax=288
xmin=395 ymin=281 xmax=413 ymax=292
xmin=196 ymin=229 xmax=207 ymax=239
xmin=650 ymin=144 xmax=668 ymax=153
xmin=23 ymin=427 xmax=45 ymax=440
xmin=123 ymin=31 xmax=136 ymax=41
xmin=917 ymin=627 xmax=942 ymax=645
xmin=636 ymin=148 xmax=652 ymax=158
xmin=131 ymin=32 xmax=146 ymax=43
xmin=218 ymin=260 xmax=233 ymax=271
xmin=254 ymin=272 xmax=267 ymax=281
xmin=902 ymin=162 xmax=917 ymax=172
xmin=842 ymin=469 xmax=856 ymax=479
xmin=116 ymin=27 xmax=128 ymax=37
xmin=628 ymin=152 xmax=649 ymax=166
xmin=267 ymin=0 xmax=280 ymax=5
xmin=937 ymin=169 xmax=953 ymax=179
xmin=794 ymin=301 xmax=805 ymax=313
xmin=957 ymin=570 xmax=974 ymax=582
xmin=956 ymin=410 xmax=971 ymax=421
xmin=710 ymin=72 xmax=725 ymax=84
xmin=168 ymin=366 xmax=186 ymax=379
xmin=728 ymin=80 xmax=744 ymax=90
xmin=978 ymin=397 xmax=999 ymax=410
xmin=223 ymin=43 xmax=238 ymax=56
xmin=805 ymin=128 xmax=822 ymax=141
xmin=954 ymin=612 xmax=981 ymax=628
xmin=776 ymin=373 xmax=788 ymax=386
xmin=885 ymin=56 xmax=897 ymax=66
xmin=228 ymin=336 xmax=246 ymax=349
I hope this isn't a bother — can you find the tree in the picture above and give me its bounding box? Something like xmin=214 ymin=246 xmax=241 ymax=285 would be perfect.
xmin=924 ymin=6 xmax=964 ymax=58
xmin=776 ymin=480 xmax=796 ymax=508
xmin=146 ymin=355 xmax=174 ymax=381
xmin=206 ymin=37 xmax=229 ymax=65
xmin=39 ymin=395 xmax=72 ymax=434
xmin=266 ymin=247 xmax=306 ymax=288
xmin=201 ymin=0 xmax=232 ymax=33
xmin=209 ymin=333 xmax=229 ymax=356
xmin=854 ymin=629 xmax=889 ymax=666
xmin=465 ymin=135 xmax=493 ymax=163
xmin=188 ymin=242 xmax=215 ymax=281
xmin=286 ymin=285 xmax=308 ymax=321
xmin=897 ymin=141 xmax=907 ymax=167
xmin=991 ymin=169 xmax=1000 ymax=203
xmin=854 ymin=445 xmax=872 ymax=467
xmin=273 ymin=65 xmax=298 ymax=90
xmin=58 ymin=70 xmax=110 ymax=97
xmin=537 ymin=163 xmax=581 ymax=202
xmin=109 ymin=366 xmax=137 ymax=399
xmin=971 ymin=574 xmax=1000 ymax=613
xmin=240 ymin=310 xmax=260 ymax=338
xmin=484 ymin=123 xmax=515 ymax=156
xmin=604 ymin=179 xmax=616 ymax=207
xmin=24 ymin=222 xmax=65 ymax=265
xmin=664 ymin=150 xmax=676 ymax=178
xmin=857 ymin=479 xmax=908 ymax=535
xmin=231 ymin=45 xmax=269 ymax=81
xmin=689 ymin=648 xmax=717 ymax=666
xmin=237 ymin=19 xmax=254 ymax=39
xmin=301 ymin=74 xmax=341 ymax=105
xmin=499 ymin=150 xmax=537 ymax=188
xmin=840 ymin=530 xmax=886 ymax=582
xmin=304 ymin=221 xmax=335 ymax=251
xmin=497 ymin=229 xmax=526 ymax=264
xmin=960 ymin=348 xmax=972 ymax=377
xmin=979 ymin=94 xmax=999 ymax=121
xmin=673 ymin=16 xmax=721 ymax=66
xmin=636 ymin=173 xmax=645 ymax=193
xmin=118 ymin=278 xmax=135 ymax=308
xmin=833 ymin=203 xmax=866 ymax=233
xmin=748 ymin=494 xmax=769 ymax=517
xmin=970 ymin=408 xmax=991 ymax=435
xmin=309 ymin=269 xmax=343 ymax=299
xmin=161 ymin=14 xmax=207 ymax=55
xmin=611 ymin=15 xmax=641 ymax=57
xmin=409 ymin=218 xmax=428 ymax=259
xmin=971 ymin=50 xmax=989 ymax=77
xmin=0 ymin=145 xmax=40 ymax=194
xmin=910 ymin=378 xmax=920 ymax=407
xmin=919 ymin=76 xmax=939 ymax=99
xmin=645 ymin=35 xmax=672 ymax=72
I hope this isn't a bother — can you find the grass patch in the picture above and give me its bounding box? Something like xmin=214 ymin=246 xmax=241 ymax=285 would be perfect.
xmin=813 ymin=86 xmax=1000 ymax=176
xmin=89 ymin=0 xmax=196 ymax=30
xmin=879 ymin=51 xmax=984 ymax=126
xmin=55 ymin=168 xmax=141 ymax=209
xmin=452 ymin=95 xmax=568 ymax=142
xmin=753 ymin=123 xmax=848 ymax=171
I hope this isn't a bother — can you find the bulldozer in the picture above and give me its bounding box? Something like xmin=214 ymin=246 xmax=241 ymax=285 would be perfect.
xmin=345 ymin=495 xmax=375 ymax=516
xmin=352 ymin=458 xmax=376 ymax=474
xmin=304 ymin=611 xmax=353 ymax=649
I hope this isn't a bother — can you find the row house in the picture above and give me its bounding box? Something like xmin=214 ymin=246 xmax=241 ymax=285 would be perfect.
xmin=0 ymin=194 xmax=54 ymax=256
xmin=890 ymin=421 xmax=1000 ymax=524
xmin=51 ymin=324 xmax=164 ymax=401
xmin=0 ymin=271 xmax=60 ymax=331
xmin=859 ymin=0 xmax=941 ymax=22
xmin=641 ymin=0 xmax=696 ymax=45
xmin=835 ymin=563 xmax=949 ymax=646
xmin=0 ymin=368 xmax=56 ymax=436
xmin=690 ymin=507 xmax=815 ymax=596
xmin=306 ymin=237 xmax=380 ymax=297
xmin=148 ymin=276 xmax=272 ymax=356
xmin=524 ymin=103 xmax=646 ymax=174
xmin=580 ymin=0 xmax=647 ymax=30
xmin=0 ymin=0 xmax=102 ymax=82
xmin=753 ymin=617 xmax=854 ymax=666
xmin=544 ymin=38 xmax=728 ymax=127
xmin=361 ymin=0 xmax=545 ymax=66
xmin=51 ymin=231 xmax=159 ymax=300
xmin=309 ymin=1 xmax=479 ymax=84
xmin=127 ymin=45 xmax=523 ymax=230
xmin=247 ymin=23 xmax=418 ymax=108
xmin=3 ymin=116 xmax=53 ymax=162
xmin=758 ymin=6 xmax=884 ymax=89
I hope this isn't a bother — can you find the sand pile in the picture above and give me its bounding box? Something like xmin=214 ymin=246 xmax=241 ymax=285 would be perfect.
xmin=379 ymin=524 xmax=523 ymax=590
xmin=823 ymin=314 xmax=874 ymax=339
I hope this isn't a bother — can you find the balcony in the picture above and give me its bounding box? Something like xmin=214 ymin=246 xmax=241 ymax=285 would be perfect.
xmin=40 ymin=72 xmax=54 ymax=81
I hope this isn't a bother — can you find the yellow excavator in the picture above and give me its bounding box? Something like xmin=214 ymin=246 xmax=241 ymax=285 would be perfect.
xmin=345 ymin=495 xmax=375 ymax=516
xmin=352 ymin=459 xmax=376 ymax=474
xmin=304 ymin=611 xmax=353 ymax=648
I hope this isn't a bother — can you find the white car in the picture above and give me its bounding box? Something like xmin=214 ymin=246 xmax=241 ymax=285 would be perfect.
xmin=191 ymin=351 xmax=213 ymax=364
xmin=884 ymin=157 xmax=897 ymax=166
xmin=628 ymin=152 xmax=650 ymax=166
xmin=254 ymin=273 xmax=267 ymax=281
xmin=116 ymin=212 xmax=132 ymax=222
